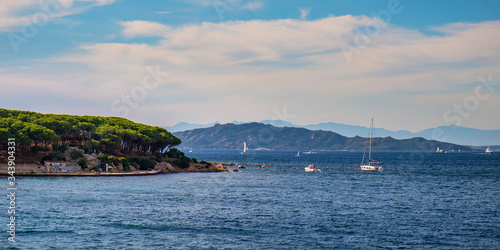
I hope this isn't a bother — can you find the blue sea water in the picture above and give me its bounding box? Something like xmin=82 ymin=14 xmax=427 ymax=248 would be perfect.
xmin=2 ymin=150 xmax=500 ymax=249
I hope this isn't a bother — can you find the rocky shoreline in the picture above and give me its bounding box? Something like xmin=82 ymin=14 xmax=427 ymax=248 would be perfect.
xmin=0 ymin=161 xmax=230 ymax=177
xmin=0 ymin=145 xmax=232 ymax=177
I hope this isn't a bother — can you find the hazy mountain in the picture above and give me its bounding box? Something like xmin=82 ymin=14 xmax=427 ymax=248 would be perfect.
xmin=164 ymin=121 xmax=220 ymax=132
xmin=259 ymin=120 xmax=300 ymax=127
xmin=167 ymin=121 xmax=500 ymax=146
xmin=303 ymin=123 xmax=500 ymax=146
xmin=303 ymin=122 xmax=414 ymax=138
xmin=413 ymin=125 xmax=500 ymax=146
xmin=173 ymin=123 xmax=472 ymax=151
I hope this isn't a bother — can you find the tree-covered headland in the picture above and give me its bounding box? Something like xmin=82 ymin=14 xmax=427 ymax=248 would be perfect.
xmin=0 ymin=108 xmax=193 ymax=171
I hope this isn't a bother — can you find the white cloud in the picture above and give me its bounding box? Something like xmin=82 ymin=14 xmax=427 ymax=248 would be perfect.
xmin=198 ymin=0 xmax=264 ymax=10
xmin=91 ymin=0 xmax=115 ymax=6
xmin=5 ymin=16 xmax=500 ymax=131
xmin=0 ymin=0 xmax=115 ymax=32
xmin=120 ymin=20 xmax=171 ymax=38
xmin=241 ymin=1 xmax=264 ymax=11
xmin=299 ymin=7 xmax=310 ymax=20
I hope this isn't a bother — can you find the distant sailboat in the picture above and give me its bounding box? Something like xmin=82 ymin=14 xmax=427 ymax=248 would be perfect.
xmin=486 ymin=146 xmax=493 ymax=154
xmin=296 ymin=151 xmax=300 ymax=157
xmin=360 ymin=118 xmax=383 ymax=171
xmin=241 ymin=142 xmax=247 ymax=154
xmin=436 ymin=147 xmax=445 ymax=153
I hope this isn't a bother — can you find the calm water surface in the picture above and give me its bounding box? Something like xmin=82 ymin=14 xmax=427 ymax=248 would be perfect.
xmin=2 ymin=151 xmax=499 ymax=249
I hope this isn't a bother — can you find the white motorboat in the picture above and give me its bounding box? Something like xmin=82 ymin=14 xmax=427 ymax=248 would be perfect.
xmin=305 ymin=164 xmax=321 ymax=172
xmin=486 ymin=146 xmax=493 ymax=154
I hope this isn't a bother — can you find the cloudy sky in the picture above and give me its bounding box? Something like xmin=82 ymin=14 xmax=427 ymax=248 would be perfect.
xmin=1 ymin=0 xmax=499 ymax=132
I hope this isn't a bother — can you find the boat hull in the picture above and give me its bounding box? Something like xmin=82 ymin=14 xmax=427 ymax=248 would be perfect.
xmin=361 ymin=165 xmax=383 ymax=171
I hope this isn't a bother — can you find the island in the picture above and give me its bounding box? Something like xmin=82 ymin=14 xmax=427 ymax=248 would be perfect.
xmin=173 ymin=122 xmax=474 ymax=151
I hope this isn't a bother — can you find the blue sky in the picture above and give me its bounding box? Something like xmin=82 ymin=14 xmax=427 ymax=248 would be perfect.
xmin=1 ymin=0 xmax=499 ymax=132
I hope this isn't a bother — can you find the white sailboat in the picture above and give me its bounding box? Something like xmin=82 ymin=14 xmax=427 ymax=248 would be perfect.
xmin=486 ymin=146 xmax=493 ymax=154
xmin=436 ymin=147 xmax=445 ymax=153
xmin=360 ymin=118 xmax=383 ymax=171
xmin=241 ymin=142 xmax=247 ymax=154
xmin=296 ymin=151 xmax=300 ymax=157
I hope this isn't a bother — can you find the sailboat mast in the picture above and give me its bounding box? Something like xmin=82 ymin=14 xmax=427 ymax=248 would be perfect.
xmin=368 ymin=118 xmax=373 ymax=161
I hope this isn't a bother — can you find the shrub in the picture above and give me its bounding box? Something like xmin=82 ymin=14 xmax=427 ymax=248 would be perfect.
xmin=41 ymin=152 xmax=65 ymax=164
xmin=200 ymin=160 xmax=210 ymax=168
xmin=166 ymin=148 xmax=185 ymax=159
xmin=97 ymin=153 xmax=109 ymax=162
xmin=129 ymin=158 xmax=138 ymax=168
xmin=70 ymin=149 xmax=84 ymax=160
xmin=108 ymin=156 xmax=119 ymax=166
xmin=123 ymin=164 xmax=130 ymax=172
xmin=174 ymin=156 xmax=191 ymax=169
xmin=53 ymin=144 xmax=69 ymax=153
xmin=155 ymin=154 xmax=162 ymax=162
xmin=77 ymin=157 xmax=88 ymax=169
xmin=140 ymin=158 xmax=156 ymax=170
xmin=119 ymin=157 xmax=130 ymax=171
xmin=119 ymin=157 xmax=127 ymax=164
xmin=192 ymin=158 xmax=198 ymax=163
xmin=128 ymin=157 xmax=155 ymax=170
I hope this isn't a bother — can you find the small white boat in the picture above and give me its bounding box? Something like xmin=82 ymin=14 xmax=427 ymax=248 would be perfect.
xmin=241 ymin=142 xmax=247 ymax=154
xmin=305 ymin=164 xmax=321 ymax=172
xmin=304 ymin=151 xmax=312 ymax=154
xmin=237 ymin=165 xmax=246 ymax=169
xmin=360 ymin=118 xmax=383 ymax=171
xmin=296 ymin=151 xmax=300 ymax=157
xmin=486 ymin=147 xmax=493 ymax=154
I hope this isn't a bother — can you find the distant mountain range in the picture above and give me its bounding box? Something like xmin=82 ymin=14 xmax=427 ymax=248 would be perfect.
xmin=173 ymin=123 xmax=473 ymax=151
xmin=165 ymin=120 xmax=500 ymax=146
xmin=165 ymin=121 xmax=221 ymax=132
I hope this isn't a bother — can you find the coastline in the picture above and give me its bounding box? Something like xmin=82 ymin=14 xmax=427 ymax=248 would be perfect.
xmin=0 ymin=170 xmax=162 ymax=177
xmin=0 ymin=161 xmax=229 ymax=177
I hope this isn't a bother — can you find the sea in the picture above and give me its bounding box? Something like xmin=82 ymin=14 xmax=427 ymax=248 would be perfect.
xmin=2 ymin=150 xmax=499 ymax=249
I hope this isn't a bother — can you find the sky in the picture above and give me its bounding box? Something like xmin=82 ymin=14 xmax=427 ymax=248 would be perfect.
xmin=1 ymin=0 xmax=499 ymax=132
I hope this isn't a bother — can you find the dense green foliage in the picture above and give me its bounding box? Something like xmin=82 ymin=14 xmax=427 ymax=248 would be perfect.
xmin=69 ymin=148 xmax=84 ymax=160
xmin=128 ymin=157 xmax=156 ymax=170
xmin=77 ymin=157 xmax=88 ymax=169
xmin=120 ymin=157 xmax=130 ymax=172
xmin=0 ymin=108 xmax=181 ymax=155
xmin=174 ymin=157 xmax=191 ymax=169
xmin=165 ymin=148 xmax=185 ymax=158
